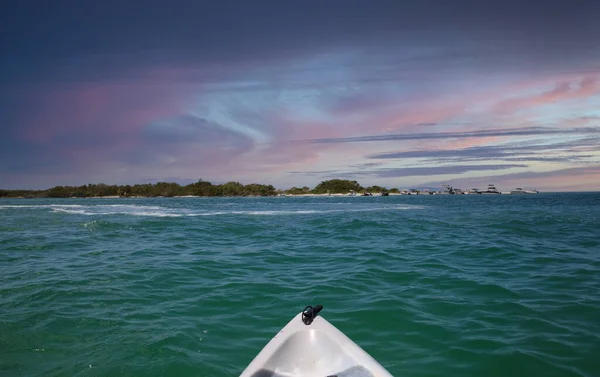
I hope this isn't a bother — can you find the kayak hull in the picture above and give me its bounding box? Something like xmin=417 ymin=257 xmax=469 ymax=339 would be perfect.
xmin=239 ymin=312 xmax=393 ymax=377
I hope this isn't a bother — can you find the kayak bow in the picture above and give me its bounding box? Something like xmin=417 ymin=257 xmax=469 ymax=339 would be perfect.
xmin=239 ymin=305 xmax=393 ymax=377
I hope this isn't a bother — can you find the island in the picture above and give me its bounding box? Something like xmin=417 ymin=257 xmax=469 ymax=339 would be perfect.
xmin=0 ymin=179 xmax=399 ymax=198
xmin=0 ymin=179 xmax=537 ymax=198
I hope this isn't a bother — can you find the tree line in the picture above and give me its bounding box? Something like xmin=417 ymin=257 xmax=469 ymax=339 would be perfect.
xmin=288 ymin=179 xmax=398 ymax=195
xmin=0 ymin=179 xmax=399 ymax=198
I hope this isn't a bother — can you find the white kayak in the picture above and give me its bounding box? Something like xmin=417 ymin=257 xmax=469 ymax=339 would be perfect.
xmin=239 ymin=305 xmax=394 ymax=377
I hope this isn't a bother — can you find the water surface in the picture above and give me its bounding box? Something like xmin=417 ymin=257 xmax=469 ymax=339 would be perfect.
xmin=1 ymin=193 xmax=599 ymax=376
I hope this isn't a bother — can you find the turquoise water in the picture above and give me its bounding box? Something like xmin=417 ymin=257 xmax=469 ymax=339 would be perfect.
xmin=1 ymin=193 xmax=599 ymax=377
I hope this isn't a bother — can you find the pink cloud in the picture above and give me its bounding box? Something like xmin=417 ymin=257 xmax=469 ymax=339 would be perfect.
xmin=438 ymin=136 xmax=505 ymax=151
xmin=18 ymin=82 xmax=193 ymax=143
xmin=339 ymin=72 xmax=600 ymax=137
xmin=10 ymin=69 xmax=206 ymax=174
xmin=493 ymin=75 xmax=600 ymax=115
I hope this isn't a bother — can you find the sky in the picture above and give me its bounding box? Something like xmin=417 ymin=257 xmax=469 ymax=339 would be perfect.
xmin=1 ymin=0 xmax=600 ymax=191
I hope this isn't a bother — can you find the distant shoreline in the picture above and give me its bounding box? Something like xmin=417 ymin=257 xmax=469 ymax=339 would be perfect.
xmin=1 ymin=192 xmax=555 ymax=199
xmin=0 ymin=179 xmax=549 ymax=198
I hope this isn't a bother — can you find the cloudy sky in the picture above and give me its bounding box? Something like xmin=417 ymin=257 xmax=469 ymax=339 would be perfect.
xmin=1 ymin=0 xmax=600 ymax=191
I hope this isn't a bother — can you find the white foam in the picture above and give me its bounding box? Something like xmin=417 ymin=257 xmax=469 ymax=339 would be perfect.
xmin=2 ymin=203 xmax=424 ymax=217
xmin=51 ymin=207 xmax=183 ymax=217
xmin=186 ymin=206 xmax=423 ymax=216
xmin=0 ymin=204 xmax=84 ymax=209
xmin=51 ymin=208 xmax=89 ymax=215
xmin=92 ymin=204 xmax=163 ymax=209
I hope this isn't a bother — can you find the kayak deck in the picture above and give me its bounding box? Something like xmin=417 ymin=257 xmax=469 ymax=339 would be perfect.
xmin=239 ymin=310 xmax=393 ymax=377
xmin=250 ymin=366 xmax=374 ymax=377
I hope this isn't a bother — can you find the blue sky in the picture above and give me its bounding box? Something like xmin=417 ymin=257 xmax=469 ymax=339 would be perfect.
xmin=1 ymin=0 xmax=600 ymax=191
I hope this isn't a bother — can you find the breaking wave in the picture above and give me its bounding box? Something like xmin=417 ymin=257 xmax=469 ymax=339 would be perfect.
xmin=1 ymin=203 xmax=423 ymax=217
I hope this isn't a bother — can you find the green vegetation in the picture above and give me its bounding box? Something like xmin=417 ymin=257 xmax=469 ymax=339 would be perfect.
xmin=0 ymin=180 xmax=276 ymax=198
xmin=364 ymin=185 xmax=387 ymax=193
xmin=0 ymin=179 xmax=398 ymax=198
xmin=312 ymin=179 xmax=363 ymax=194
xmin=284 ymin=186 xmax=312 ymax=195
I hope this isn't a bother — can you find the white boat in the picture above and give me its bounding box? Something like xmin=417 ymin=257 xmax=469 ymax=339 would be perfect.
xmin=509 ymin=188 xmax=538 ymax=194
xmin=239 ymin=305 xmax=393 ymax=377
xmin=481 ymin=184 xmax=501 ymax=194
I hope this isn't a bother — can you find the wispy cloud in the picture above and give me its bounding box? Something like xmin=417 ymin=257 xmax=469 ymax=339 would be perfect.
xmin=368 ymin=136 xmax=600 ymax=163
xmin=304 ymin=127 xmax=600 ymax=144
xmin=355 ymin=164 xmax=529 ymax=178
xmin=494 ymin=76 xmax=600 ymax=115
xmin=288 ymin=164 xmax=528 ymax=180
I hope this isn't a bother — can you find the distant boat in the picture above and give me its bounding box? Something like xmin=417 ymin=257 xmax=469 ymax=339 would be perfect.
xmin=481 ymin=184 xmax=501 ymax=194
xmin=380 ymin=191 xmax=389 ymax=196
xmin=348 ymin=190 xmax=356 ymax=197
xmin=439 ymin=184 xmax=454 ymax=194
xmin=509 ymin=188 xmax=538 ymax=194
xmin=466 ymin=188 xmax=481 ymax=194
xmin=362 ymin=191 xmax=372 ymax=196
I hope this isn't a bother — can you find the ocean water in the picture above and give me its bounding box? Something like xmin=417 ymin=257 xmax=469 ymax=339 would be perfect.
xmin=1 ymin=193 xmax=599 ymax=377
